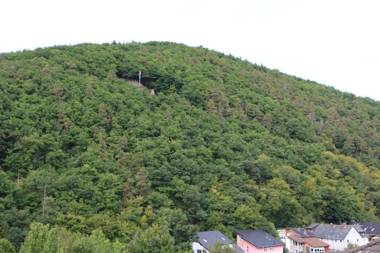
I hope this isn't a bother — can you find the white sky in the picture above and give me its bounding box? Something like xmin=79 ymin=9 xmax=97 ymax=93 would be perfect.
xmin=1 ymin=0 xmax=379 ymax=101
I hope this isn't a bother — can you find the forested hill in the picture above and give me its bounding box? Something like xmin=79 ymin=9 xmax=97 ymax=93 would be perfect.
xmin=0 ymin=42 xmax=379 ymax=252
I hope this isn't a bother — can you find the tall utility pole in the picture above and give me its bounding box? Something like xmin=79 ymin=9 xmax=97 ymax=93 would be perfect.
xmin=42 ymin=184 xmax=47 ymax=216
xmin=138 ymin=71 xmax=142 ymax=84
xmin=17 ymin=169 xmax=20 ymax=185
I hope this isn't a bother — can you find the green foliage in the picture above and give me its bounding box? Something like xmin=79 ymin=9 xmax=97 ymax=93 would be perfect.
xmin=19 ymin=222 xmax=127 ymax=253
xmin=0 ymin=238 xmax=16 ymax=253
xmin=209 ymin=242 xmax=237 ymax=253
xmin=0 ymin=42 xmax=379 ymax=251
xmin=128 ymin=224 xmax=175 ymax=253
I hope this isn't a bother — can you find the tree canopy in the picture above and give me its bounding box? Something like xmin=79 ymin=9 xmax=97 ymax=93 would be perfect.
xmin=0 ymin=42 xmax=379 ymax=251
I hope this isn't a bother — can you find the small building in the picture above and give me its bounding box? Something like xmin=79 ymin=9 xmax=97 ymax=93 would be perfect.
xmin=359 ymin=222 xmax=380 ymax=241
xmin=306 ymin=224 xmax=368 ymax=251
xmin=278 ymin=228 xmax=330 ymax=253
xmin=236 ymin=229 xmax=284 ymax=253
xmin=192 ymin=230 xmax=244 ymax=253
xmin=343 ymin=239 xmax=380 ymax=253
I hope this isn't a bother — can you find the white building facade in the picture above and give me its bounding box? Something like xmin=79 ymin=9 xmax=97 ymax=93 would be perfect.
xmin=320 ymin=227 xmax=368 ymax=251
xmin=192 ymin=242 xmax=208 ymax=253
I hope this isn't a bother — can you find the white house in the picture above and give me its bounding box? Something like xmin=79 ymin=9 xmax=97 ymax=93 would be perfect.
xmin=192 ymin=231 xmax=244 ymax=253
xmin=307 ymin=224 xmax=368 ymax=251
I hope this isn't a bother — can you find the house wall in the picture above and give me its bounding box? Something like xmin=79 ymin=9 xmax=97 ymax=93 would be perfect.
xmin=321 ymin=228 xmax=368 ymax=251
xmin=346 ymin=228 xmax=368 ymax=247
xmin=306 ymin=246 xmax=326 ymax=253
xmin=278 ymin=229 xmax=292 ymax=250
xmin=192 ymin=242 xmax=209 ymax=253
xmin=290 ymin=240 xmax=303 ymax=253
xmin=278 ymin=229 xmax=308 ymax=253
xmin=283 ymin=238 xmax=303 ymax=253
xmin=237 ymin=235 xmax=283 ymax=253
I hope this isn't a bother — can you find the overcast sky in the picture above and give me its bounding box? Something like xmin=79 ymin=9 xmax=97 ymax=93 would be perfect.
xmin=1 ymin=0 xmax=379 ymax=101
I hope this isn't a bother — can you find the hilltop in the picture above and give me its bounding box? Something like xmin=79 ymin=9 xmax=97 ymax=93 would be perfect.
xmin=0 ymin=42 xmax=379 ymax=252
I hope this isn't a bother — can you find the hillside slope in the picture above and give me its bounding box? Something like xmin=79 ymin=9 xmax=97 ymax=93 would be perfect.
xmin=0 ymin=42 xmax=379 ymax=251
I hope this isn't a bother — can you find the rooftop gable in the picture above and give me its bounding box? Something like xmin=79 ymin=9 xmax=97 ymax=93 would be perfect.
xmin=309 ymin=224 xmax=358 ymax=240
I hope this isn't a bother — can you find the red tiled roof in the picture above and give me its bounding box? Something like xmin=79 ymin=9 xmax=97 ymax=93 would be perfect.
xmin=288 ymin=232 xmax=329 ymax=247
xmin=302 ymin=237 xmax=330 ymax=247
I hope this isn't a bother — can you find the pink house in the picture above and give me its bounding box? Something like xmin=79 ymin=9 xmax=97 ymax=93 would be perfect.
xmin=236 ymin=230 xmax=284 ymax=253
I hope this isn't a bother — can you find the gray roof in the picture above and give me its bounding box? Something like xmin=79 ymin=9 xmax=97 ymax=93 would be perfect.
xmin=236 ymin=230 xmax=284 ymax=248
xmin=196 ymin=231 xmax=244 ymax=253
xmin=307 ymin=223 xmax=320 ymax=229
xmin=308 ymin=224 xmax=355 ymax=240
xmin=360 ymin=222 xmax=380 ymax=235
xmin=293 ymin=228 xmax=317 ymax=237
xmin=353 ymin=224 xmax=365 ymax=234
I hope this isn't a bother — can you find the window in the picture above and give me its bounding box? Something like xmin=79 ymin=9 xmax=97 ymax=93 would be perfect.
xmin=197 ymin=250 xmax=202 ymax=253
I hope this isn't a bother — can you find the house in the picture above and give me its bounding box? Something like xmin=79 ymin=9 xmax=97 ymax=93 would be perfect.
xmin=236 ymin=229 xmax=284 ymax=253
xmin=278 ymin=228 xmax=330 ymax=253
xmin=192 ymin=231 xmax=244 ymax=253
xmin=343 ymin=239 xmax=380 ymax=253
xmin=359 ymin=222 xmax=380 ymax=241
xmin=306 ymin=224 xmax=368 ymax=251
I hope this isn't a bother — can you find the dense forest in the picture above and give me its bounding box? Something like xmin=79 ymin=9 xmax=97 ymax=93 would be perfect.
xmin=0 ymin=42 xmax=379 ymax=252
